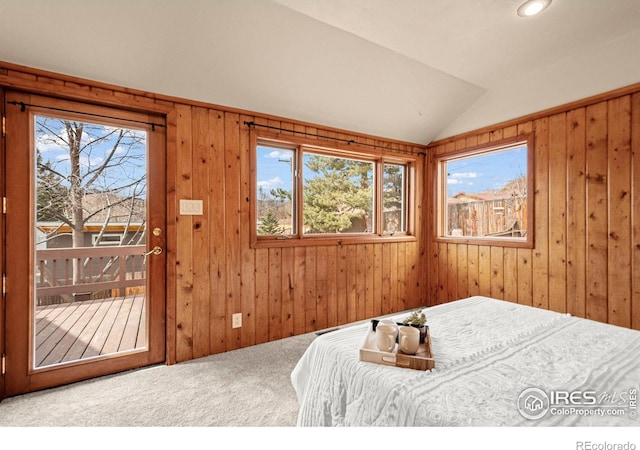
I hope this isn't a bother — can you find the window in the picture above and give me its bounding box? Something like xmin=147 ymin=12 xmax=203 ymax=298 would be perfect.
xmin=92 ymin=233 xmax=123 ymax=246
xmin=256 ymin=144 xmax=295 ymax=236
xmin=254 ymin=138 xmax=415 ymax=245
xmin=383 ymin=163 xmax=407 ymax=234
xmin=435 ymin=136 xmax=534 ymax=248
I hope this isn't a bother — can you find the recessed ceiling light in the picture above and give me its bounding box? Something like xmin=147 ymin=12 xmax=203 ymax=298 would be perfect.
xmin=517 ymin=0 xmax=552 ymax=17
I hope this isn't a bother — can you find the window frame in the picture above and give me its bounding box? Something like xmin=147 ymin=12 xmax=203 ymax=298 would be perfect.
xmin=434 ymin=135 xmax=535 ymax=249
xmin=250 ymin=132 xmax=418 ymax=248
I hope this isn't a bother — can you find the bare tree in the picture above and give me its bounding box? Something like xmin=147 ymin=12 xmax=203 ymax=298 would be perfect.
xmin=36 ymin=116 xmax=147 ymax=283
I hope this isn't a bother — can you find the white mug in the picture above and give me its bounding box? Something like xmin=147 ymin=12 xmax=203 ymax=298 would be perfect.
xmin=398 ymin=326 xmax=420 ymax=355
xmin=377 ymin=319 xmax=398 ymax=340
xmin=375 ymin=323 xmax=396 ymax=352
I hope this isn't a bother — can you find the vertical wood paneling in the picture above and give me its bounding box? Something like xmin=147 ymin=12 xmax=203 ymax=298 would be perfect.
xmin=293 ymin=247 xmax=306 ymax=336
xmin=586 ymin=102 xmax=609 ymax=323
xmin=390 ymin=244 xmax=399 ymax=312
xmin=516 ymin=249 xmax=532 ymax=305
xmin=210 ymin=109 xmax=227 ymax=354
xmin=457 ymin=244 xmax=468 ymax=300
xmin=0 ymin=89 xmax=4 ymax=398
xmin=254 ymin=248 xmax=269 ymax=344
xmin=175 ymin=104 xmax=194 ymax=362
xmin=0 ymin=63 xmax=431 ymax=370
xmin=336 ymin=245 xmax=348 ymax=325
xmin=447 ymin=243 xmax=457 ymax=300
xmin=224 ymin=112 xmax=242 ymax=351
xmin=503 ymin=248 xmax=517 ymax=302
xmin=382 ymin=243 xmax=393 ymax=311
xmin=516 ymin=121 xmax=534 ymax=308
xmin=356 ymin=245 xmax=367 ymax=319
xmin=478 ymin=245 xmax=491 ymax=297
xmin=316 ymin=246 xmax=328 ymax=331
xmin=427 ymin=87 xmax=640 ymax=332
xmin=281 ymin=247 xmax=295 ymax=338
xmin=566 ymin=108 xmax=587 ymax=318
xmin=406 ymin=242 xmax=417 ymax=308
xmin=239 ymin=113 xmax=256 ymax=347
xmin=3 ymin=62 xmax=640 ymax=376
xmin=373 ymin=244 xmax=383 ymax=314
xmin=427 ymin=144 xmax=440 ymax=305
xmin=632 ymin=93 xmax=640 ymax=330
xmin=326 ymin=246 xmax=338 ymax=327
xmin=607 ymin=96 xmax=632 ymax=327
xmin=397 ymin=242 xmax=407 ymax=312
xmin=548 ymin=113 xmax=567 ymax=314
xmin=305 ymin=246 xmax=317 ymax=332
xmin=437 ymin=242 xmax=448 ymax=304
xmin=533 ymin=118 xmax=550 ymax=310
xmin=467 ymin=245 xmax=479 ymax=296
xmin=165 ymin=107 xmax=178 ymax=364
xmin=268 ymin=248 xmax=282 ymax=340
xmin=191 ymin=107 xmax=211 ymax=358
xmin=347 ymin=245 xmax=358 ymax=321
xmin=365 ymin=244 xmax=375 ymax=317
xmin=490 ymin=247 xmax=504 ymax=300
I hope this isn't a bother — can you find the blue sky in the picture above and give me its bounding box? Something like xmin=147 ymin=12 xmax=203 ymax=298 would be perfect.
xmin=257 ymin=145 xmax=375 ymax=196
xmin=446 ymin=145 xmax=527 ymax=197
xmin=35 ymin=115 xmax=147 ymax=198
xmin=256 ymin=145 xmax=294 ymax=195
xmin=257 ymin=143 xmax=528 ymax=199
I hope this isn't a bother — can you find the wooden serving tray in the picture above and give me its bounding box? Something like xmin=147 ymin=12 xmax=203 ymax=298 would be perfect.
xmin=359 ymin=323 xmax=435 ymax=371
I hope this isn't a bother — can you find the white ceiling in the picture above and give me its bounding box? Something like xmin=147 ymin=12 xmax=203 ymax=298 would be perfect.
xmin=1 ymin=0 xmax=640 ymax=144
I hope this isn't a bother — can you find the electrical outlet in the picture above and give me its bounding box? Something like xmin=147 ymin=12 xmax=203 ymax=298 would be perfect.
xmin=232 ymin=313 xmax=242 ymax=329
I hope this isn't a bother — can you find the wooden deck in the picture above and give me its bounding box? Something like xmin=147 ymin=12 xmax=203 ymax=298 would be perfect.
xmin=34 ymin=294 xmax=147 ymax=368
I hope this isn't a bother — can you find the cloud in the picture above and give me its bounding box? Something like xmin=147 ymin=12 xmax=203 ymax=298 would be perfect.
xmin=449 ymin=172 xmax=480 ymax=179
xmin=257 ymin=176 xmax=283 ymax=190
xmin=36 ymin=133 xmax=67 ymax=152
xmin=265 ymin=150 xmax=291 ymax=161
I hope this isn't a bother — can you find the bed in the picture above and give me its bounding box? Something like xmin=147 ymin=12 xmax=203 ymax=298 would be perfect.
xmin=291 ymin=296 xmax=640 ymax=426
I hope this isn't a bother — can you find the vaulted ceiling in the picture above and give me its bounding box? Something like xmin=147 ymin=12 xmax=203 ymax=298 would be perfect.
xmin=1 ymin=0 xmax=640 ymax=144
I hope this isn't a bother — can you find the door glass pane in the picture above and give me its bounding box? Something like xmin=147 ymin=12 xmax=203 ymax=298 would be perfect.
xmin=33 ymin=114 xmax=148 ymax=369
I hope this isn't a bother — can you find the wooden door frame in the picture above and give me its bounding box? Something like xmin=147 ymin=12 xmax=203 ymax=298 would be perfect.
xmin=2 ymin=91 xmax=168 ymax=397
xmin=1 ymin=88 xmax=6 ymax=401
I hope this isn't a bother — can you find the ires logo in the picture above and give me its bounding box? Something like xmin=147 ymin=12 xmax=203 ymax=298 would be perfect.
xmin=517 ymin=387 xmax=638 ymax=421
xmin=517 ymin=388 xmax=550 ymax=420
xmin=550 ymin=390 xmax=598 ymax=405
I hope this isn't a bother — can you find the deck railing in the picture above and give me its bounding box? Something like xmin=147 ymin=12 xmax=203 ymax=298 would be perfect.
xmin=36 ymin=245 xmax=146 ymax=305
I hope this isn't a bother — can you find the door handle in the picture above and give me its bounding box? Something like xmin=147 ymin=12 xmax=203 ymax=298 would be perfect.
xmin=145 ymin=246 xmax=163 ymax=256
xmin=143 ymin=246 xmax=163 ymax=263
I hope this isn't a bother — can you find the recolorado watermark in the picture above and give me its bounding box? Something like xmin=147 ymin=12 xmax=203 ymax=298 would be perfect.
xmin=517 ymin=386 xmax=637 ymax=420
xmin=576 ymin=442 xmax=636 ymax=450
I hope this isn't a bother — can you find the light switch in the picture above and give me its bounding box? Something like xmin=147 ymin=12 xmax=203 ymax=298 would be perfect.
xmin=180 ymin=199 xmax=203 ymax=215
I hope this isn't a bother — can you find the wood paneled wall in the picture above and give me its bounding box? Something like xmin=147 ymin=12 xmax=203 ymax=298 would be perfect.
xmin=0 ymin=62 xmax=428 ymax=365
xmin=426 ymin=85 xmax=640 ymax=331
xmin=6 ymin=59 xmax=638 ymax=371
xmin=172 ymin=109 xmax=428 ymax=362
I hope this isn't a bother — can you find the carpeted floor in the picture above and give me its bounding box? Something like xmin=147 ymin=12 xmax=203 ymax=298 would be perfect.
xmin=0 ymin=331 xmax=318 ymax=427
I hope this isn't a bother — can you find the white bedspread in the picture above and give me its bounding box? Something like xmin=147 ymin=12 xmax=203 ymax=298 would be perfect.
xmin=291 ymin=296 xmax=640 ymax=426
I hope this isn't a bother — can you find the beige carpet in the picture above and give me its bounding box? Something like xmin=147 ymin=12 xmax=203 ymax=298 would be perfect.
xmin=0 ymin=331 xmax=318 ymax=427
